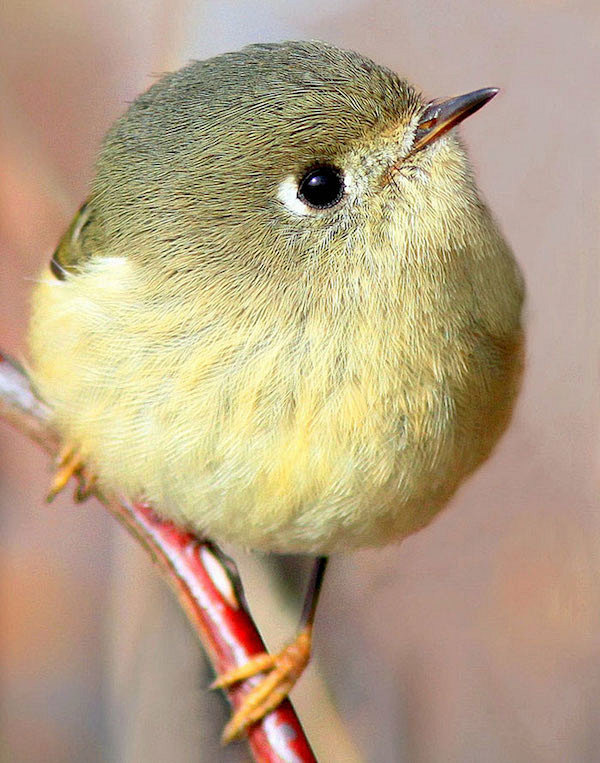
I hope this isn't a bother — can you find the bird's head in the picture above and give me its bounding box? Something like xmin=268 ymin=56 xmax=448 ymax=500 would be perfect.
xmin=93 ymin=41 xmax=504 ymax=307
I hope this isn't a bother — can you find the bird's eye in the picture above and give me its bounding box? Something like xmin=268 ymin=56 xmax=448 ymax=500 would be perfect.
xmin=297 ymin=166 xmax=345 ymax=210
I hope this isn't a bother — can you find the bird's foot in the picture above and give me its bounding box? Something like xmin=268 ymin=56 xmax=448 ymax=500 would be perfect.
xmin=212 ymin=625 xmax=312 ymax=743
xmin=47 ymin=444 xmax=97 ymax=502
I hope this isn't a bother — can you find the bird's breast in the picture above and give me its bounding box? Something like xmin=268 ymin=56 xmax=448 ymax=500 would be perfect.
xmin=146 ymin=297 xmax=522 ymax=551
xmin=29 ymin=258 xmax=523 ymax=553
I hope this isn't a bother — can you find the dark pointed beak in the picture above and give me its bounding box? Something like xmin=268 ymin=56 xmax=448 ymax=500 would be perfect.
xmin=411 ymin=87 xmax=499 ymax=153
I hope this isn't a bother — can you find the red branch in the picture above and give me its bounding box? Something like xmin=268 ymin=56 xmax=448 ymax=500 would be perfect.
xmin=0 ymin=351 xmax=316 ymax=763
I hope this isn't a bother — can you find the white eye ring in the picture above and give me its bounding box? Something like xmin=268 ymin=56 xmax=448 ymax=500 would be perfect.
xmin=277 ymin=175 xmax=312 ymax=216
xmin=277 ymin=169 xmax=352 ymax=216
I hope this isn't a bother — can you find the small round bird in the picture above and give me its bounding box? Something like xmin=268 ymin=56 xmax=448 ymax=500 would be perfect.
xmin=28 ymin=40 xmax=524 ymax=740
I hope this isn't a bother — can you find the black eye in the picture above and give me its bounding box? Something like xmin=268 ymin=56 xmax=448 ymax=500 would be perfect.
xmin=297 ymin=165 xmax=345 ymax=209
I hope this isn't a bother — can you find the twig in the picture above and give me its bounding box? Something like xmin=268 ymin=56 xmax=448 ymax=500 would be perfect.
xmin=0 ymin=350 xmax=316 ymax=763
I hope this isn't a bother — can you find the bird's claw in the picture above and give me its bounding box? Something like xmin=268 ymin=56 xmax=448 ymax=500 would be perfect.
xmin=213 ymin=626 xmax=312 ymax=743
xmin=47 ymin=444 xmax=96 ymax=502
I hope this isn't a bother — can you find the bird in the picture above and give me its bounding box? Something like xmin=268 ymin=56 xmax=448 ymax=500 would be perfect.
xmin=27 ymin=40 xmax=524 ymax=741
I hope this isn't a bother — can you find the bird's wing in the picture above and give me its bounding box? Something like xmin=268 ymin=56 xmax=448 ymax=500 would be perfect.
xmin=50 ymin=201 xmax=96 ymax=280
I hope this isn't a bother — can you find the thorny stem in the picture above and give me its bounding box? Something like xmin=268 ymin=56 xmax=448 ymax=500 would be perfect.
xmin=0 ymin=350 xmax=316 ymax=763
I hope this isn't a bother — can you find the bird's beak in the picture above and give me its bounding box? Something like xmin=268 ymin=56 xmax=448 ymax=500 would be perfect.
xmin=411 ymin=87 xmax=499 ymax=153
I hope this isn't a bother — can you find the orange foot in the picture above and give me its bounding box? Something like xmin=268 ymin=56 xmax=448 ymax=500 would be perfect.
xmin=47 ymin=444 xmax=97 ymax=502
xmin=212 ymin=625 xmax=312 ymax=743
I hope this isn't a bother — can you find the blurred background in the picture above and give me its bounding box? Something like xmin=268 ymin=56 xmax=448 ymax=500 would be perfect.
xmin=1 ymin=0 xmax=598 ymax=760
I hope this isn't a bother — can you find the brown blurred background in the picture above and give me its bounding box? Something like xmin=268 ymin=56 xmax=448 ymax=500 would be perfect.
xmin=1 ymin=1 xmax=598 ymax=761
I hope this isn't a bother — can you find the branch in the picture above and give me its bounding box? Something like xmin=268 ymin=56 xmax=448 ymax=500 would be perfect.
xmin=0 ymin=350 xmax=316 ymax=763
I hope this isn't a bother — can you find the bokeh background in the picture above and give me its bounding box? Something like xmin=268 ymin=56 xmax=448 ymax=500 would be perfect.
xmin=1 ymin=1 xmax=598 ymax=761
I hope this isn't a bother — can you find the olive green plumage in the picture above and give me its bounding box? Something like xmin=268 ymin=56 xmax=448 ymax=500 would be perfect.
xmin=30 ymin=41 xmax=524 ymax=552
